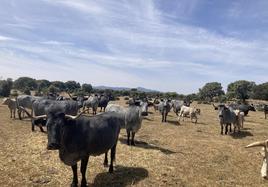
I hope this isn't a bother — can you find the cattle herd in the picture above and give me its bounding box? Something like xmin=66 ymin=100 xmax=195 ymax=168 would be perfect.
xmin=2 ymin=94 xmax=268 ymax=185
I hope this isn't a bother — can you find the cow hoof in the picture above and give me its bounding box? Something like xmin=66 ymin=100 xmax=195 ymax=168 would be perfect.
xmin=131 ymin=142 xmax=136 ymax=146
xmin=71 ymin=182 xmax=78 ymax=187
xmin=103 ymin=162 xmax=108 ymax=167
xmin=109 ymin=166 xmax=114 ymax=173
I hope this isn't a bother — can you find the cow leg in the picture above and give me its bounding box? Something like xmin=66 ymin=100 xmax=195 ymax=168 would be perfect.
xmin=10 ymin=109 xmax=12 ymax=118
xmin=221 ymin=124 xmax=223 ymax=135
xmin=31 ymin=120 xmax=35 ymax=132
xmin=165 ymin=113 xmax=167 ymax=122
xmin=131 ymin=132 xmax=136 ymax=146
xmin=13 ymin=109 xmax=16 ymax=118
xmin=109 ymin=144 xmax=117 ymax=173
xmin=38 ymin=124 xmax=45 ymax=133
xmin=225 ymin=124 xmax=228 ymax=135
xmin=71 ymin=164 xmax=78 ymax=187
xmin=81 ymin=156 xmax=89 ymax=187
xmin=229 ymin=123 xmax=232 ymax=133
xmin=104 ymin=152 xmax=108 ymax=167
xmin=18 ymin=109 xmax=22 ymax=120
xmin=127 ymin=130 xmax=130 ymax=145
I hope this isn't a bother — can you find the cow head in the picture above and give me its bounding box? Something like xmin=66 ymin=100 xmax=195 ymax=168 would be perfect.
xmin=46 ymin=109 xmax=88 ymax=150
xmin=249 ymin=104 xmax=256 ymax=112
xmin=140 ymin=101 xmax=148 ymax=116
xmin=218 ymin=104 xmax=228 ymax=122
xmin=46 ymin=112 xmax=65 ymax=150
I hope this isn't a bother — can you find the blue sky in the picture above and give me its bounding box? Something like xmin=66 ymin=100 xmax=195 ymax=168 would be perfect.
xmin=0 ymin=0 xmax=268 ymax=94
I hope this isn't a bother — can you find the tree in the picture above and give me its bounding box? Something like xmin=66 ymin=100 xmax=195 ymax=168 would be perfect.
xmin=36 ymin=79 xmax=51 ymax=93
xmin=0 ymin=78 xmax=13 ymax=97
xmin=65 ymin=81 xmax=80 ymax=92
xmin=252 ymin=82 xmax=268 ymax=100
xmin=81 ymin=83 xmax=93 ymax=94
xmin=51 ymin=81 xmax=66 ymax=91
xmin=13 ymin=77 xmax=37 ymax=91
xmin=48 ymin=85 xmax=60 ymax=94
xmin=227 ymin=80 xmax=256 ymax=102
xmin=198 ymin=82 xmax=224 ymax=102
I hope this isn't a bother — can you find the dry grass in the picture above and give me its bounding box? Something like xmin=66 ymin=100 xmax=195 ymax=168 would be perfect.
xmin=0 ymin=97 xmax=268 ymax=187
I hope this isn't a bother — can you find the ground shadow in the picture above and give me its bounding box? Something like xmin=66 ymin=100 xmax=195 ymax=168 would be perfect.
xmin=166 ymin=120 xmax=180 ymax=126
xmin=143 ymin=117 xmax=154 ymax=121
xmin=230 ymin=130 xmax=254 ymax=139
xmin=91 ymin=165 xmax=148 ymax=187
xmin=119 ymin=138 xmax=176 ymax=155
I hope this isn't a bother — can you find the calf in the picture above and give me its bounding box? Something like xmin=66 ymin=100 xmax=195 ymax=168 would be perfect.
xmin=2 ymin=98 xmax=17 ymax=118
xmin=158 ymin=99 xmax=171 ymax=123
xmin=177 ymin=105 xmax=199 ymax=125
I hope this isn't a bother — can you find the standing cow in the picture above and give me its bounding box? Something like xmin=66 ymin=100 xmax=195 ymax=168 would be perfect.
xmin=158 ymin=99 xmax=171 ymax=123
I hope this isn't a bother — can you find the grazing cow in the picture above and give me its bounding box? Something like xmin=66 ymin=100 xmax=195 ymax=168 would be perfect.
xmin=217 ymin=104 xmax=241 ymax=135
xmin=158 ymin=99 xmax=171 ymax=123
xmin=83 ymin=95 xmax=99 ymax=115
xmin=246 ymin=139 xmax=268 ymax=179
xmin=264 ymin=105 xmax=268 ymax=119
xmin=228 ymin=103 xmax=256 ymax=116
xmin=106 ymin=100 xmax=147 ymax=146
xmin=2 ymin=98 xmax=17 ymax=118
xmin=177 ymin=105 xmax=199 ymax=124
xmin=98 ymin=95 xmax=109 ymax=112
xmin=42 ymin=110 xmax=123 ymax=187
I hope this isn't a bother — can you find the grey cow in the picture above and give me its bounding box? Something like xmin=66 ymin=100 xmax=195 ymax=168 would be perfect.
xmin=16 ymin=95 xmax=42 ymax=119
xmin=106 ymin=99 xmax=148 ymax=145
xmin=217 ymin=104 xmax=241 ymax=135
xmin=2 ymin=98 xmax=17 ymax=118
xmin=83 ymin=95 xmax=99 ymax=115
xmin=158 ymin=99 xmax=171 ymax=123
xmin=23 ymin=99 xmax=81 ymax=132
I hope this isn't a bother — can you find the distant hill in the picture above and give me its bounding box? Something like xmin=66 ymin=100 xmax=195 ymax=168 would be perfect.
xmin=93 ymin=86 xmax=159 ymax=93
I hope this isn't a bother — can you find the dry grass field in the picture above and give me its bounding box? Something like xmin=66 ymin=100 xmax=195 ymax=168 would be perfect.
xmin=1 ymin=97 xmax=268 ymax=187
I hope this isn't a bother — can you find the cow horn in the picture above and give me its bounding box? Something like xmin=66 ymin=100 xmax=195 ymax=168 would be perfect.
xmin=65 ymin=108 xmax=89 ymax=120
xmin=245 ymin=140 xmax=268 ymax=148
xmin=19 ymin=106 xmax=47 ymax=119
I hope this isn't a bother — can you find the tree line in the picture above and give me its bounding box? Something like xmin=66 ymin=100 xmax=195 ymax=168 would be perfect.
xmin=0 ymin=76 xmax=267 ymax=102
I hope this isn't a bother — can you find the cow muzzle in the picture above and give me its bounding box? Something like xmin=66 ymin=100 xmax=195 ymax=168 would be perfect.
xmin=47 ymin=143 xmax=60 ymax=150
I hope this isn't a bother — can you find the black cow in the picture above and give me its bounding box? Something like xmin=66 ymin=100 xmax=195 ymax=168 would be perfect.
xmin=98 ymin=95 xmax=109 ymax=112
xmin=228 ymin=103 xmax=256 ymax=116
xmin=43 ymin=111 xmax=123 ymax=187
xmin=264 ymin=105 xmax=268 ymax=119
xmin=23 ymin=99 xmax=81 ymax=132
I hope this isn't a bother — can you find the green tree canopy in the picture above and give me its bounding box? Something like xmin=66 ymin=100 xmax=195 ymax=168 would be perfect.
xmin=81 ymin=83 xmax=93 ymax=94
xmin=0 ymin=78 xmax=13 ymax=97
xmin=65 ymin=80 xmax=80 ymax=92
xmin=252 ymin=82 xmax=268 ymax=100
xmin=14 ymin=77 xmax=37 ymax=91
xmin=51 ymin=81 xmax=66 ymax=91
xmin=198 ymin=82 xmax=225 ymax=102
xmin=227 ymin=80 xmax=256 ymax=102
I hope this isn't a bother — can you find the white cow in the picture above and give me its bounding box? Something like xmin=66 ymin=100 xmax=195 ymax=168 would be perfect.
xmin=177 ymin=105 xmax=199 ymax=124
